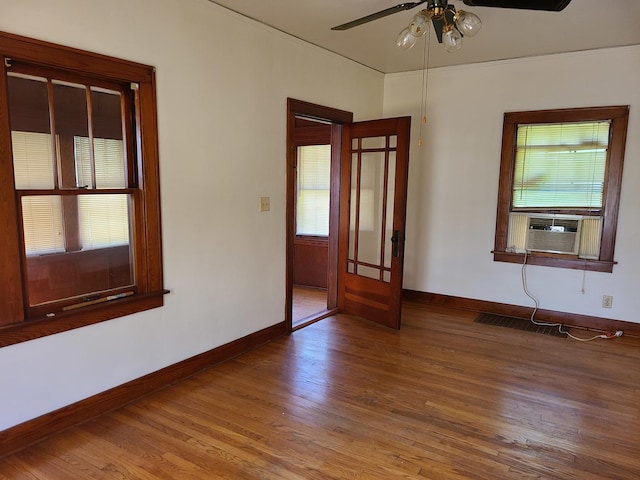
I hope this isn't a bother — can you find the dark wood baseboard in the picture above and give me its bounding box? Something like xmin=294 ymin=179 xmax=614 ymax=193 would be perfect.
xmin=403 ymin=289 xmax=640 ymax=337
xmin=0 ymin=321 xmax=286 ymax=459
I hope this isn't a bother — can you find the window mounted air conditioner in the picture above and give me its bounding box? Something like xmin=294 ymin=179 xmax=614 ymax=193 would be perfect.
xmin=525 ymin=215 xmax=581 ymax=255
xmin=507 ymin=213 xmax=602 ymax=258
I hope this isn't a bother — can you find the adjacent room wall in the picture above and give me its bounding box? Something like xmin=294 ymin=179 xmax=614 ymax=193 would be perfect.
xmin=384 ymin=45 xmax=640 ymax=324
xmin=0 ymin=0 xmax=384 ymax=431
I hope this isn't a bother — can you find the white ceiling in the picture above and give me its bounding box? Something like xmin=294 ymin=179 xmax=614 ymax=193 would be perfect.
xmin=208 ymin=0 xmax=640 ymax=73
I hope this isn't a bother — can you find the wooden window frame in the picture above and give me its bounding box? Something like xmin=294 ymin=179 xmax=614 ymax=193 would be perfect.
xmin=0 ymin=31 xmax=165 ymax=347
xmin=493 ymin=105 xmax=629 ymax=273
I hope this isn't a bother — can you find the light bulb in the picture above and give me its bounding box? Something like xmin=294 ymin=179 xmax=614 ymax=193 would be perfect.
xmin=443 ymin=26 xmax=462 ymax=53
xmin=455 ymin=10 xmax=482 ymax=37
xmin=395 ymin=27 xmax=417 ymax=50
xmin=410 ymin=10 xmax=430 ymax=37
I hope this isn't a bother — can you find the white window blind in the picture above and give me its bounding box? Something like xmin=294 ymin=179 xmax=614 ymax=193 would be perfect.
xmin=12 ymin=131 xmax=55 ymax=189
xmin=296 ymin=145 xmax=330 ymax=236
xmin=74 ymin=137 xmax=130 ymax=248
xmin=21 ymin=196 xmax=65 ymax=255
xmin=74 ymin=137 xmax=126 ymax=188
xmin=513 ymin=121 xmax=610 ymax=209
xmin=78 ymin=194 xmax=130 ymax=249
xmin=12 ymin=131 xmax=66 ymax=255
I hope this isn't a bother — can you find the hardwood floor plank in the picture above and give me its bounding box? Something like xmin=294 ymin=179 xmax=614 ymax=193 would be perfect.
xmin=2 ymin=302 xmax=639 ymax=479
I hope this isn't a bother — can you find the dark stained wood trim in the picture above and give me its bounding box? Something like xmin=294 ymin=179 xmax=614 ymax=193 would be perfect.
xmin=293 ymin=124 xmax=331 ymax=145
xmin=327 ymin=124 xmax=342 ymax=310
xmin=294 ymin=235 xmax=328 ymax=247
xmin=492 ymin=251 xmax=615 ymax=272
xmin=494 ymin=105 xmax=629 ymax=273
xmin=0 ymin=291 xmax=168 ymax=347
xmin=0 ymin=56 xmax=24 ymax=326
xmin=0 ymin=320 xmax=286 ymax=459
xmin=403 ymin=289 xmax=640 ymax=337
xmin=0 ymin=32 xmax=164 ymax=340
xmin=287 ymin=99 xmax=352 ymax=125
xmin=286 ymin=99 xmax=353 ymax=333
xmin=0 ymin=30 xmax=153 ymax=83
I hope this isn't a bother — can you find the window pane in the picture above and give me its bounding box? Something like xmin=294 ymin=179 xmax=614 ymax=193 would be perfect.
xmin=512 ymin=122 xmax=610 ymax=209
xmin=296 ymin=145 xmax=330 ymax=236
xmin=91 ymin=87 xmax=126 ymax=188
xmin=75 ymin=137 xmax=126 ymax=189
xmin=78 ymin=194 xmax=131 ymax=249
xmin=21 ymin=196 xmax=65 ymax=255
xmin=7 ymin=73 xmax=51 ymax=135
xmin=11 ymin=131 xmax=55 ymax=189
xmin=53 ymin=80 xmax=89 ymax=189
xmin=25 ymin=241 xmax=133 ymax=307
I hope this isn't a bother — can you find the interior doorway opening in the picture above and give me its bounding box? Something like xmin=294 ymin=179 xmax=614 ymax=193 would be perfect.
xmin=286 ymin=99 xmax=353 ymax=332
xmin=292 ymin=132 xmax=331 ymax=328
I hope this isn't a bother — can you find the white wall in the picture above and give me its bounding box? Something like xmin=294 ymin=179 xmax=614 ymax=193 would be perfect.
xmin=0 ymin=0 xmax=384 ymax=431
xmin=384 ymin=45 xmax=640 ymax=324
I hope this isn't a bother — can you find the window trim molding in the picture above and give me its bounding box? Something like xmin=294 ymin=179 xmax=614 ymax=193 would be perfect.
xmin=0 ymin=30 xmax=165 ymax=343
xmin=493 ymin=105 xmax=629 ymax=273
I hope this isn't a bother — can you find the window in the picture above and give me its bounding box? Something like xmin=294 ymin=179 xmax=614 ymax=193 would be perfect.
xmin=296 ymin=144 xmax=331 ymax=236
xmin=494 ymin=106 xmax=629 ymax=272
xmin=0 ymin=31 xmax=164 ymax=345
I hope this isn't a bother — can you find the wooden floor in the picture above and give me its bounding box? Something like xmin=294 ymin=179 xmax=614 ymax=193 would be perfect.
xmin=292 ymin=285 xmax=328 ymax=328
xmin=2 ymin=302 xmax=640 ymax=479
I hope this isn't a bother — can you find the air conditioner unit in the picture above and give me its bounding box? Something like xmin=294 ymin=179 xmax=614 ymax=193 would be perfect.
xmin=525 ymin=215 xmax=581 ymax=255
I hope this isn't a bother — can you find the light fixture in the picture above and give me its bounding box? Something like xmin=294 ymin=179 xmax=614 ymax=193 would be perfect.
xmin=395 ymin=1 xmax=482 ymax=52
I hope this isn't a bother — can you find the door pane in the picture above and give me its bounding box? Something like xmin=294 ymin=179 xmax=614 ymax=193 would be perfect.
xmin=358 ymin=265 xmax=380 ymax=280
xmin=348 ymin=153 xmax=358 ymax=262
xmin=361 ymin=136 xmax=386 ymax=149
xmin=357 ymin=152 xmax=384 ymax=270
xmin=384 ymin=152 xmax=397 ymax=269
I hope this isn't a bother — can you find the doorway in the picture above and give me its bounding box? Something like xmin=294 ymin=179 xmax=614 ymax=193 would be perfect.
xmin=286 ymin=99 xmax=411 ymax=333
xmin=286 ymin=99 xmax=353 ymax=332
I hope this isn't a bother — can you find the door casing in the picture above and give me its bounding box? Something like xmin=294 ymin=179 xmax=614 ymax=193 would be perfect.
xmin=285 ymin=99 xmax=353 ymax=333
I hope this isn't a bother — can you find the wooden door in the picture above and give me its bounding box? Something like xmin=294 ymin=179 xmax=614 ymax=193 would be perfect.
xmin=338 ymin=117 xmax=411 ymax=329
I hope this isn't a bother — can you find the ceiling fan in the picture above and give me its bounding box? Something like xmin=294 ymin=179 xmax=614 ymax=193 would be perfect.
xmin=332 ymin=0 xmax=572 ymax=52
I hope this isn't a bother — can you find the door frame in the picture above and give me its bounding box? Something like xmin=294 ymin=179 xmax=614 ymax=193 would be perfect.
xmin=285 ymin=99 xmax=353 ymax=333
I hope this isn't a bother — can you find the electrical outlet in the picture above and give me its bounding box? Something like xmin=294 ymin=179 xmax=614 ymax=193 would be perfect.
xmin=602 ymin=295 xmax=613 ymax=309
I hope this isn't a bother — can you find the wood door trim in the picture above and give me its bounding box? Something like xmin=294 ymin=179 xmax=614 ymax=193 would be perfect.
xmin=286 ymin=99 xmax=353 ymax=333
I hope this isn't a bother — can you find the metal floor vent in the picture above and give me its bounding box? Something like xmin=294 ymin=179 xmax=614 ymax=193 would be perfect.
xmin=474 ymin=313 xmax=567 ymax=338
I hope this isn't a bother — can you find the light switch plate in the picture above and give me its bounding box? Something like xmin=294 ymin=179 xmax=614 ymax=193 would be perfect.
xmin=259 ymin=196 xmax=270 ymax=212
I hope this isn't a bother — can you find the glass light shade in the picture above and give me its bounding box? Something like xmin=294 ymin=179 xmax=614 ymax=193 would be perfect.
xmin=410 ymin=10 xmax=430 ymax=37
xmin=395 ymin=27 xmax=417 ymax=50
xmin=443 ymin=26 xmax=463 ymax=53
xmin=455 ymin=10 xmax=482 ymax=37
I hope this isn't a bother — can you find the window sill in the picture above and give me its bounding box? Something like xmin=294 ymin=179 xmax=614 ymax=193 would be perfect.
xmin=493 ymin=251 xmax=614 ymax=273
xmin=0 ymin=290 xmax=169 ymax=348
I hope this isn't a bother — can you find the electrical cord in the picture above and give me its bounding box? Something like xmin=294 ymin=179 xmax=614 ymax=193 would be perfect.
xmin=521 ymin=252 xmax=623 ymax=342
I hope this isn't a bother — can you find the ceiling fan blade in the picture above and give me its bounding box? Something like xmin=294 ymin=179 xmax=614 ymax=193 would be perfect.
xmin=331 ymin=1 xmax=428 ymax=31
xmin=462 ymin=0 xmax=571 ymax=11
